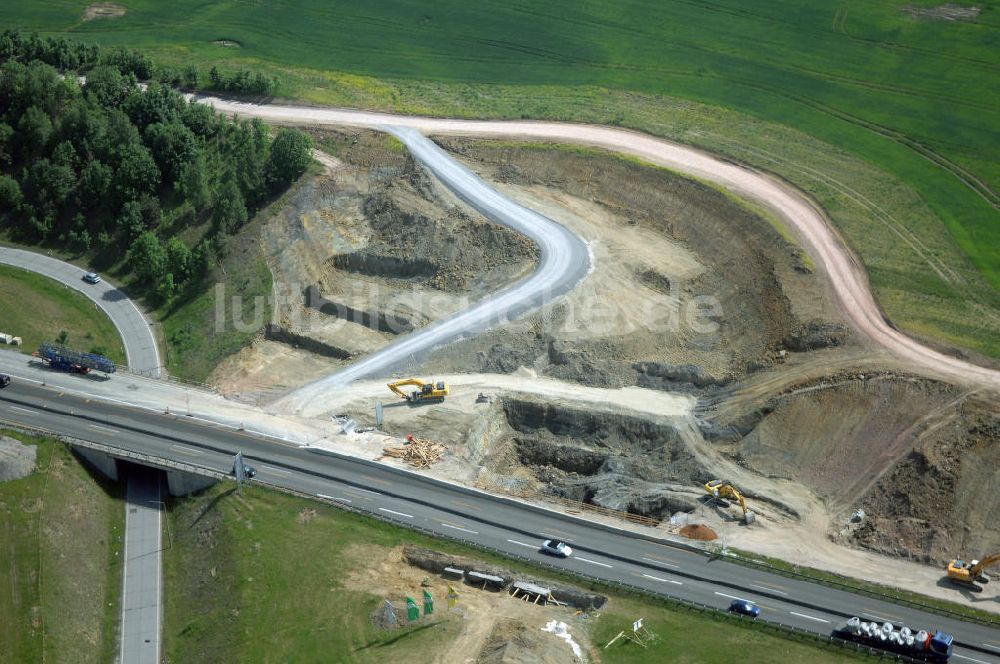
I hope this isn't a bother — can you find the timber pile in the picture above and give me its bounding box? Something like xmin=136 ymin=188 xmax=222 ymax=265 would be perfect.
xmin=383 ymin=434 xmax=446 ymax=467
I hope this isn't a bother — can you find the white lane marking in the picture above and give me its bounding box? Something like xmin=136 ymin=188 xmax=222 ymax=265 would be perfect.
xmin=642 ymin=556 xmax=679 ymax=568
xmin=862 ymin=612 xmax=891 ymax=623
xmin=714 ymin=592 xmax=746 ymax=601
xmin=953 ymin=655 xmax=990 ymax=664
xmin=170 ymin=444 xmax=202 ymax=456
xmin=351 ymin=487 xmax=382 ymax=496
xmin=260 ymin=465 xmax=289 ymax=476
xmin=575 ymin=556 xmax=613 ymax=569
xmin=790 ymin=611 xmax=829 ymax=624
xmin=88 ymin=423 xmax=118 ymax=434
xmin=982 ymin=643 xmax=1000 ymax=653
xmin=8 ymin=405 xmax=39 ymax=414
xmin=642 ymin=573 xmax=682 ymax=585
xmin=507 ymin=539 xmax=537 ymax=549
xmin=378 ymin=507 xmax=413 ymax=519
xmin=751 ymin=584 xmax=788 ymax=596
xmin=317 ymin=493 xmax=351 ymax=503
xmin=441 ymin=522 xmax=479 ymax=535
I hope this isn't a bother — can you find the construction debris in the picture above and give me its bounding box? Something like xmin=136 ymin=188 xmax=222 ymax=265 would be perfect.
xmin=382 ymin=434 xmax=446 ymax=467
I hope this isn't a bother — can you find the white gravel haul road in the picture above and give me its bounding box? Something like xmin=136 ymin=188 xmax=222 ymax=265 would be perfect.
xmin=273 ymin=126 xmax=592 ymax=412
xmin=190 ymin=95 xmax=1000 ymax=394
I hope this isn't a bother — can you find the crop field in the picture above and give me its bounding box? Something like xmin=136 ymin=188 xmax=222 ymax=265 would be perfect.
xmin=3 ymin=0 xmax=998 ymax=356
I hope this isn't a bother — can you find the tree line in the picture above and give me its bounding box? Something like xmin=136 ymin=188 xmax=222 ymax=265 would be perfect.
xmin=0 ymin=30 xmax=312 ymax=302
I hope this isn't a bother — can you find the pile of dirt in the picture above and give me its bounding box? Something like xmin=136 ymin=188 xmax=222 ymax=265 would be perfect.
xmin=0 ymin=436 xmax=36 ymax=482
xmin=679 ymin=524 xmax=718 ymax=541
xmin=478 ymin=618 xmax=580 ymax=664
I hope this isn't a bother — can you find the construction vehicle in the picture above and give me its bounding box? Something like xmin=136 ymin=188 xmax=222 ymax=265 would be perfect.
xmin=33 ymin=343 xmax=116 ymax=375
xmin=832 ymin=617 xmax=953 ymax=663
xmin=703 ymin=479 xmax=756 ymax=524
xmin=387 ymin=378 xmax=448 ymax=404
xmin=945 ymin=552 xmax=1000 ymax=591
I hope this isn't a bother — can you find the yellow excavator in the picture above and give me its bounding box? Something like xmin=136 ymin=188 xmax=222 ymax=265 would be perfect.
xmin=704 ymin=479 xmax=756 ymax=524
xmin=946 ymin=552 xmax=1000 ymax=592
xmin=387 ymin=378 xmax=449 ymax=404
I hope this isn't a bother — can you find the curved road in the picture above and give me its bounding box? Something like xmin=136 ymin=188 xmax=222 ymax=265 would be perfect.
xmin=275 ymin=126 xmax=592 ymax=411
xmin=194 ymin=95 xmax=1000 ymax=392
xmin=0 ymin=247 xmax=160 ymax=376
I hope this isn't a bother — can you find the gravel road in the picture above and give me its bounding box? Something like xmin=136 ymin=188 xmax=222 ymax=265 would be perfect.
xmin=275 ymin=126 xmax=592 ymax=412
xmin=191 ymin=94 xmax=1000 ymax=392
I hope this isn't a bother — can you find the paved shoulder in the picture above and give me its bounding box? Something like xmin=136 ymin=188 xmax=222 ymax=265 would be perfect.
xmin=0 ymin=248 xmax=161 ymax=376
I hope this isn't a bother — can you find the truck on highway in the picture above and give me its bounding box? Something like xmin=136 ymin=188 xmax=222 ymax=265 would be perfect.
xmin=33 ymin=343 xmax=116 ymax=375
xmin=832 ymin=617 xmax=953 ymax=663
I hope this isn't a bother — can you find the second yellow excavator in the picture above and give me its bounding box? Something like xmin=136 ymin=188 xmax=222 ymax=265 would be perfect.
xmin=704 ymin=479 xmax=756 ymax=524
xmin=388 ymin=378 xmax=449 ymax=404
xmin=946 ymin=552 xmax=1000 ymax=591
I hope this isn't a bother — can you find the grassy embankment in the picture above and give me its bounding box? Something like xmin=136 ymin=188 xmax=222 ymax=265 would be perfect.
xmin=3 ymin=1 xmax=998 ymax=358
xmin=0 ymin=431 xmax=123 ymax=664
xmin=0 ymin=263 xmax=125 ymax=363
xmin=163 ymin=482 xmax=865 ymax=663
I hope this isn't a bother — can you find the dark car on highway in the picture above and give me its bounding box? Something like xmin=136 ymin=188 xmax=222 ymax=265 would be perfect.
xmin=728 ymin=599 xmax=761 ymax=618
xmin=0 ymin=374 xmax=9 ymax=388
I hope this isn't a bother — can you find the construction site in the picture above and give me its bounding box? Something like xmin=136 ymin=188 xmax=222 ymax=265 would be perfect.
xmin=202 ymin=127 xmax=1000 ymax=615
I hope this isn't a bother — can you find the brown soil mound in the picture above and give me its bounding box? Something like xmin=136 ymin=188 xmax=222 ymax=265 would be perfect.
xmin=83 ymin=3 xmax=126 ymax=21
xmin=679 ymin=524 xmax=718 ymax=541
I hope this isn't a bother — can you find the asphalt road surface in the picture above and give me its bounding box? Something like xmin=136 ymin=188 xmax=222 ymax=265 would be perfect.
xmin=119 ymin=469 xmax=162 ymax=664
xmin=0 ymin=247 xmax=161 ymax=376
xmin=2 ymin=381 xmax=997 ymax=663
xmin=276 ymin=126 xmax=592 ymax=411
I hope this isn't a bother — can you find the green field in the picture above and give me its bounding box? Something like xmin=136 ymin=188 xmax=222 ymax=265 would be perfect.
xmin=0 ymin=263 xmax=126 ymax=363
xmin=164 ymin=482 xmax=865 ymax=662
xmin=3 ymin=1 xmax=998 ymax=357
xmin=0 ymin=431 xmax=123 ymax=664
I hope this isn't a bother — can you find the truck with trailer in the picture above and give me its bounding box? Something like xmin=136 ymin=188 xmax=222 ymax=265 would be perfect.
xmin=832 ymin=617 xmax=953 ymax=663
xmin=33 ymin=343 xmax=116 ymax=375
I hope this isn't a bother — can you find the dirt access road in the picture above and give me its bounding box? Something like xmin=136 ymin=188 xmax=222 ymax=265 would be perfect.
xmin=273 ymin=126 xmax=592 ymax=413
xmin=192 ymin=94 xmax=1000 ymax=392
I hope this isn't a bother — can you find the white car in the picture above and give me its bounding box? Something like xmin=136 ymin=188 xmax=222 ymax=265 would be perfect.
xmin=83 ymin=272 xmax=102 ymax=284
xmin=540 ymin=539 xmax=573 ymax=558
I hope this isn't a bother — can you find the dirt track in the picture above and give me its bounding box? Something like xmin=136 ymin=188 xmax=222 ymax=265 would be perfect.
xmin=191 ymin=94 xmax=1000 ymax=391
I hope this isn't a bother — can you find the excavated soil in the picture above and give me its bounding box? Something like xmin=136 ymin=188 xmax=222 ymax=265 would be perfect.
xmin=679 ymin=524 xmax=718 ymax=541
xmin=423 ymin=140 xmax=849 ymax=390
xmin=217 ymin=130 xmax=537 ymax=393
xmin=342 ymin=544 xmax=595 ymax=663
xmin=704 ymin=370 xmax=1000 ymax=564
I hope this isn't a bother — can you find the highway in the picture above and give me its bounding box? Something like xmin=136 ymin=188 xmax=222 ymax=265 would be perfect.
xmin=2 ymin=381 xmax=998 ymax=663
xmin=0 ymin=247 xmax=161 ymax=376
xmin=276 ymin=126 xmax=592 ymax=411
